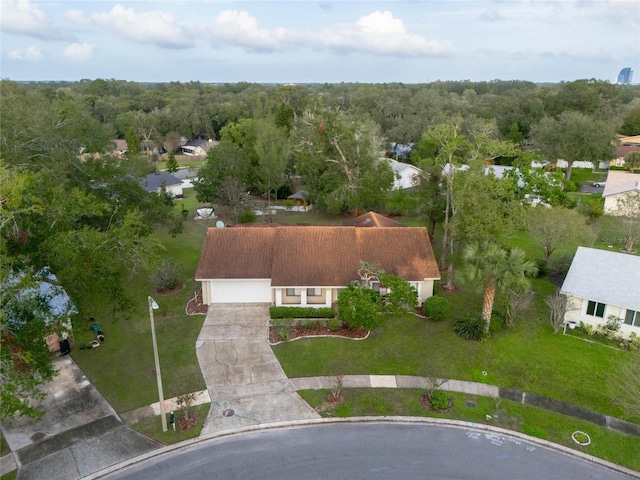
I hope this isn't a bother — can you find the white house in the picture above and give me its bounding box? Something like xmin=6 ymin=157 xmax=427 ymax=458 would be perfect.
xmin=389 ymin=159 xmax=422 ymax=190
xmin=196 ymin=219 xmax=440 ymax=307
xmin=139 ymin=172 xmax=184 ymax=197
xmin=180 ymin=138 xmax=217 ymax=156
xmin=560 ymin=247 xmax=640 ymax=339
xmin=602 ymin=170 xmax=640 ymax=215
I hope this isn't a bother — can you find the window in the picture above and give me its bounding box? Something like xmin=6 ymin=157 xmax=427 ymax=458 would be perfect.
xmin=370 ymin=281 xmax=380 ymax=292
xmin=625 ymin=309 xmax=639 ymax=327
xmin=586 ymin=300 xmax=606 ymax=318
xmin=286 ymin=288 xmax=301 ymax=296
xmin=307 ymin=288 xmax=321 ymax=297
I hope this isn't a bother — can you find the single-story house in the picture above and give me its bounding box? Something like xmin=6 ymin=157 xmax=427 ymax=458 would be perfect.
xmin=112 ymin=139 xmax=128 ymax=157
xmin=139 ymin=172 xmax=184 ymax=197
xmin=389 ymin=159 xmax=422 ymax=190
xmin=287 ymin=191 xmax=310 ymax=207
xmin=560 ymin=247 xmax=640 ymax=339
xmin=602 ymin=170 xmax=640 ymax=215
xmin=180 ymin=139 xmax=217 ymax=156
xmin=195 ymin=223 xmax=440 ymax=308
xmin=172 ymin=168 xmax=199 ymax=189
xmin=609 ymin=145 xmax=640 ymax=169
xmin=343 ymin=211 xmax=404 ymax=228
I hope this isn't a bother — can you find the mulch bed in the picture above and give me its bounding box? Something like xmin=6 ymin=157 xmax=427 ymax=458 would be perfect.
xmin=155 ymin=284 xmax=184 ymax=295
xmin=186 ymin=290 xmax=209 ymax=315
xmin=269 ymin=325 xmax=368 ymax=344
xmin=177 ymin=412 xmax=198 ymax=431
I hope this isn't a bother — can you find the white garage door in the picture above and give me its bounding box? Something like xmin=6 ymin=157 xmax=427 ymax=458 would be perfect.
xmin=209 ymin=279 xmax=272 ymax=303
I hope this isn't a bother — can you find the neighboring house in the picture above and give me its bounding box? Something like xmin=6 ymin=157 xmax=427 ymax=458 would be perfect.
xmin=602 ymin=170 xmax=640 ymax=215
xmin=6 ymin=268 xmax=77 ymax=353
xmin=609 ymin=145 xmax=640 ymax=168
xmin=343 ymin=211 xmax=404 ymax=228
xmin=561 ymin=247 xmax=640 ymax=339
xmin=196 ymin=222 xmax=440 ymax=307
xmin=180 ymin=138 xmax=217 ymax=156
xmin=172 ymin=168 xmax=199 ymax=189
xmin=287 ymin=191 xmax=310 ymax=208
xmin=139 ymin=172 xmax=184 ymax=197
xmin=389 ymin=159 xmax=422 ymax=190
xmin=112 ymin=139 xmax=128 ymax=157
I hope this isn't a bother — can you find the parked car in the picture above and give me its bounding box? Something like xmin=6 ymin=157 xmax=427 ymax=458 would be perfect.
xmin=593 ymin=181 xmax=606 ymax=188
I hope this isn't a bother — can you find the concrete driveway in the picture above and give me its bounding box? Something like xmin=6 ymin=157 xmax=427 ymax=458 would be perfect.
xmin=1 ymin=356 xmax=160 ymax=480
xmin=196 ymin=304 xmax=319 ymax=435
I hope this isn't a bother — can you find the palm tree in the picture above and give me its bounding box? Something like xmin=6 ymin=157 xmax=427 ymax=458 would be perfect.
xmin=462 ymin=241 xmax=538 ymax=332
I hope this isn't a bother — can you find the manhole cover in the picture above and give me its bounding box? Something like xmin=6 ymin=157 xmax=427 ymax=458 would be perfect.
xmin=465 ymin=400 xmax=477 ymax=408
xmin=223 ymin=409 xmax=235 ymax=417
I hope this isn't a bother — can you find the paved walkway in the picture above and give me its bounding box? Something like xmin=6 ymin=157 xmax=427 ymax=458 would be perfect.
xmin=0 ymin=356 xmax=160 ymax=480
xmin=195 ymin=304 xmax=319 ymax=435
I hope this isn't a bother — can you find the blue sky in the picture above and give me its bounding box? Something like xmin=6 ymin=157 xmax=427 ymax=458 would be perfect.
xmin=1 ymin=0 xmax=638 ymax=83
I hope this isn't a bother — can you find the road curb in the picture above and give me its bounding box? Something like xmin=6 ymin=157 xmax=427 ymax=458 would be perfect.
xmin=81 ymin=417 xmax=640 ymax=479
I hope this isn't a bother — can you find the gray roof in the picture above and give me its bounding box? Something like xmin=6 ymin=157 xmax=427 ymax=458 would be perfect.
xmin=389 ymin=159 xmax=420 ymax=174
xmin=172 ymin=168 xmax=199 ymax=180
xmin=139 ymin=172 xmax=182 ymax=192
xmin=560 ymin=247 xmax=640 ymax=311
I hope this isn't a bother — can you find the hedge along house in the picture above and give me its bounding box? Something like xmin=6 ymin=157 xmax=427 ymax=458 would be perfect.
xmin=195 ymin=224 xmax=440 ymax=308
xmin=560 ymin=247 xmax=640 ymax=339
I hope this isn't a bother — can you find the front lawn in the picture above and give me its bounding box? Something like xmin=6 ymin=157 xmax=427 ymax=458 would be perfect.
xmin=273 ymin=299 xmax=633 ymax=422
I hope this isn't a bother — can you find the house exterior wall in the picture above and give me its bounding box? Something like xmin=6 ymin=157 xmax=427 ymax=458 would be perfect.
xmin=415 ymin=280 xmax=435 ymax=304
xmin=604 ymin=191 xmax=638 ymax=215
xmin=163 ymin=184 xmax=184 ymax=197
xmin=564 ymin=294 xmax=639 ymax=339
xmin=201 ymin=279 xmax=272 ymax=304
xmin=275 ymin=287 xmax=332 ymax=308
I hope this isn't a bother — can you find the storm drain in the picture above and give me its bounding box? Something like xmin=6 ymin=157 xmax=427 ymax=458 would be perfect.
xmin=223 ymin=409 xmax=235 ymax=417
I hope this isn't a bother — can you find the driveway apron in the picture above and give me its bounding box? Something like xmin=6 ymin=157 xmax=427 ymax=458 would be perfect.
xmin=196 ymin=304 xmax=319 ymax=435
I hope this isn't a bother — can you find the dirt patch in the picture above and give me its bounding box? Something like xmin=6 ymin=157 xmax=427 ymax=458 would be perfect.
xmin=316 ymin=391 xmax=346 ymax=413
xmin=177 ymin=412 xmax=198 ymax=431
xmin=269 ymin=325 xmax=368 ymax=343
xmin=186 ymin=290 xmax=208 ymax=315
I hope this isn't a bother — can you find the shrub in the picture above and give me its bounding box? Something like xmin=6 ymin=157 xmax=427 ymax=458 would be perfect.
xmin=277 ymin=327 xmax=291 ymax=341
xmin=269 ymin=306 xmax=335 ymax=319
xmin=428 ymin=390 xmax=450 ymax=410
xmin=237 ymin=210 xmax=257 ymax=224
xmin=534 ymin=258 xmax=547 ymax=278
xmin=327 ymin=318 xmax=341 ymax=331
xmin=546 ymin=253 xmax=574 ymax=286
xmin=423 ymin=296 xmax=449 ymax=321
xmin=150 ymin=259 xmax=182 ymax=291
xmin=337 ymin=283 xmax=382 ymax=331
xmin=454 ymin=315 xmax=486 ymax=341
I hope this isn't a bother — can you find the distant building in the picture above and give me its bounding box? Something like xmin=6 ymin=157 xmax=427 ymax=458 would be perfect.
xmin=617 ymin=67 xmax=633 ymax=85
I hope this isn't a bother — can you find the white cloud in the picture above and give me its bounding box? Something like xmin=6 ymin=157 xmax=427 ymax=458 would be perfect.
xmin=319 ymin=11 xmax=453 ymax=56
xmin=8 ymin=45 xmax=44 ymax=61
xmin=205 ymin=10 xmax=453 ymax=57
xmin=64 ymin=43 xmax=95 ymax=61
xmin=90 ymin=4 xmax=193 ymax=49
xmin=0 ymin=0 xmax=70 ymax=40
xmin=64 ymin=9 xmax=89 ymax=25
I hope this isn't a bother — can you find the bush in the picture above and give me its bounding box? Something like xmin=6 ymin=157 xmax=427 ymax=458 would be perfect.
xmin=269 ymin=306 xmax=335 ymax=319
xmin=454 ymin=315 xmax=486 ymax=341
xmin=327 ymin=318 xmax=341 ymax=331
xmin=534 ymin=258 xmax=548 ymax=278
xmin=150 ymin=259 xmax=182 ymax=291
xmin=428 ymin=390 xmax=450 ymax=410
xmin=423 ymin=296 xmax=449 ymax=321
xmin=547 ymin=253 xmax=574 ymax=286
xmin=337 ymin=283 xmax=382 ymax=331
xmin=237 ymin=210 xmax=257 ymax=224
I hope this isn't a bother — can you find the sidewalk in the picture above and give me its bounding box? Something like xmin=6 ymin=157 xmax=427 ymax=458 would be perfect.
xmin=291 ymin=375 xmax=640 ymax=438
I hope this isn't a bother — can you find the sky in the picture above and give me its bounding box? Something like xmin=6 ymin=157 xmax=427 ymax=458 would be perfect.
xmin=0 ymin=0 xmax=639 ymax=84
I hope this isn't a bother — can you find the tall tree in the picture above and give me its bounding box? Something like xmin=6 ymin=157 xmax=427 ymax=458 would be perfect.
xmin=166 ymin=151 xmax=179 ymax=173
xmin=461 ymin=241 xmax=537 ymax=332
xmin=292 ymin=108 xmax=394 ymax=214
xmin=528 ymin=207 xmax=591 ymax=259
xmin=253 ymin=119 xmax=289 ymax=206
xmin=531 ymin=111 xmax=616 ymax=181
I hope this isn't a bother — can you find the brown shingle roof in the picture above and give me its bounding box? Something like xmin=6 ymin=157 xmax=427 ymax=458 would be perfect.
xmin=196 ymin=226 xmax=440 ymax=285
xmin=195 ymin=228 xmax=275 ymax=279
xmin=343 ymin=211 xmax=404 ymax=227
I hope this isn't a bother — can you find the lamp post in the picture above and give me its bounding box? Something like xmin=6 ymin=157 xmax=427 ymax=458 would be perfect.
xmin=148 ymin=296 xmax=167 ymax=432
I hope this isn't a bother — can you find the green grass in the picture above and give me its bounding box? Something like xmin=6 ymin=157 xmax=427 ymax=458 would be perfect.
xmin=273 ymin=298 xmax=634 ymax=421
xmin=130 ymin=403 xmax=210 ymax=445
xmin=71 ymin=221 xmax=210 ymax=412
xmin=298 ymin=388 xmax=640 ymax=472
xmin=0 ymin=472 xmax=16 ymax=480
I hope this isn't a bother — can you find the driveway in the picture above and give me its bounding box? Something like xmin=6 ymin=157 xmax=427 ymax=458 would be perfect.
xmin=1 ymin=356 xmax=159 ymax=480
xmin=195 ymin=304 xmax=319 ymax=435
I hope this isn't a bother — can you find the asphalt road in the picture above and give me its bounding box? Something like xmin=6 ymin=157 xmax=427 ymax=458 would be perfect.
xmin=102 ymin=423 xmax=634 ymax=480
